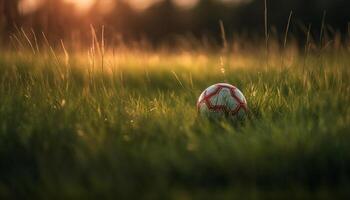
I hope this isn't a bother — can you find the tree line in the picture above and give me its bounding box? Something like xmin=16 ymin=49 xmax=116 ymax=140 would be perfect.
xmin=1 ymin=0 xmax=349 ymax=47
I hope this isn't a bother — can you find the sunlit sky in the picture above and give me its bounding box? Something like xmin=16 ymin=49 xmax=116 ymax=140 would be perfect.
xmin=18 ymin=0 xmax=246 ymax=14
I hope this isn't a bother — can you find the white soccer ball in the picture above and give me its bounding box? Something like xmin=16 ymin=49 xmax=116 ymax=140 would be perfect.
xmin=197 ymin=83 xmax=248 ymax=120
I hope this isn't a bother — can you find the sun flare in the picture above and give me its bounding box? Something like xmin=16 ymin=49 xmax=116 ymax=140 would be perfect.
xmin=64 ymin=0 xmax=96 ymax=12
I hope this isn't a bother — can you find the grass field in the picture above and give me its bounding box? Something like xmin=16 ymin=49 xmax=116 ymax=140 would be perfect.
xmin=0 ymin=41 xmax=350 ymax=199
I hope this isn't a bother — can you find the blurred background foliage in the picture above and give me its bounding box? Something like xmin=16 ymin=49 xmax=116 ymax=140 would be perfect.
xmin=0 ymin=0 xmax=349 ymax=47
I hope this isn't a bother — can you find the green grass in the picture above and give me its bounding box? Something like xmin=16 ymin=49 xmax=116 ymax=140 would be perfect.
xmin=0 ymin=48 xmax=349 ymax=199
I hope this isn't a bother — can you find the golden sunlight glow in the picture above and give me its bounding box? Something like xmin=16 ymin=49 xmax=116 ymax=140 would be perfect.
xmin=64 ymin=0 xmax=95 ymax=12
xmin=18 ymin=0 xmax=163 ymax=14
xmin=97 ymin=0 xmax=116 ymax=14
xmin=172 ymin=0 xmax=200 ymax=9
xmin=18 ymin=0 xmax=248 ymax=15
xmin=18 ymin=0 xmax=43 ymax=14
xmin=125 ymin=0 xmax=163 ymax=11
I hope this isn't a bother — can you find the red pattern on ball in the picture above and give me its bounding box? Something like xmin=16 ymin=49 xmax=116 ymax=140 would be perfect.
xmin=197 ymin=84 xmax=248 ymax=116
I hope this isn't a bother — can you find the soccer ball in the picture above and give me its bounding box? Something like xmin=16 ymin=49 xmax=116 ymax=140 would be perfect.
xmin=197 ymin=83 xmax=248 ymax=120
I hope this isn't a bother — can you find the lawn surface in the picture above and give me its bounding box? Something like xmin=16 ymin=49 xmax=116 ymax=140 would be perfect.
xmin=0 ymin=48 xmax=349 ymax=199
